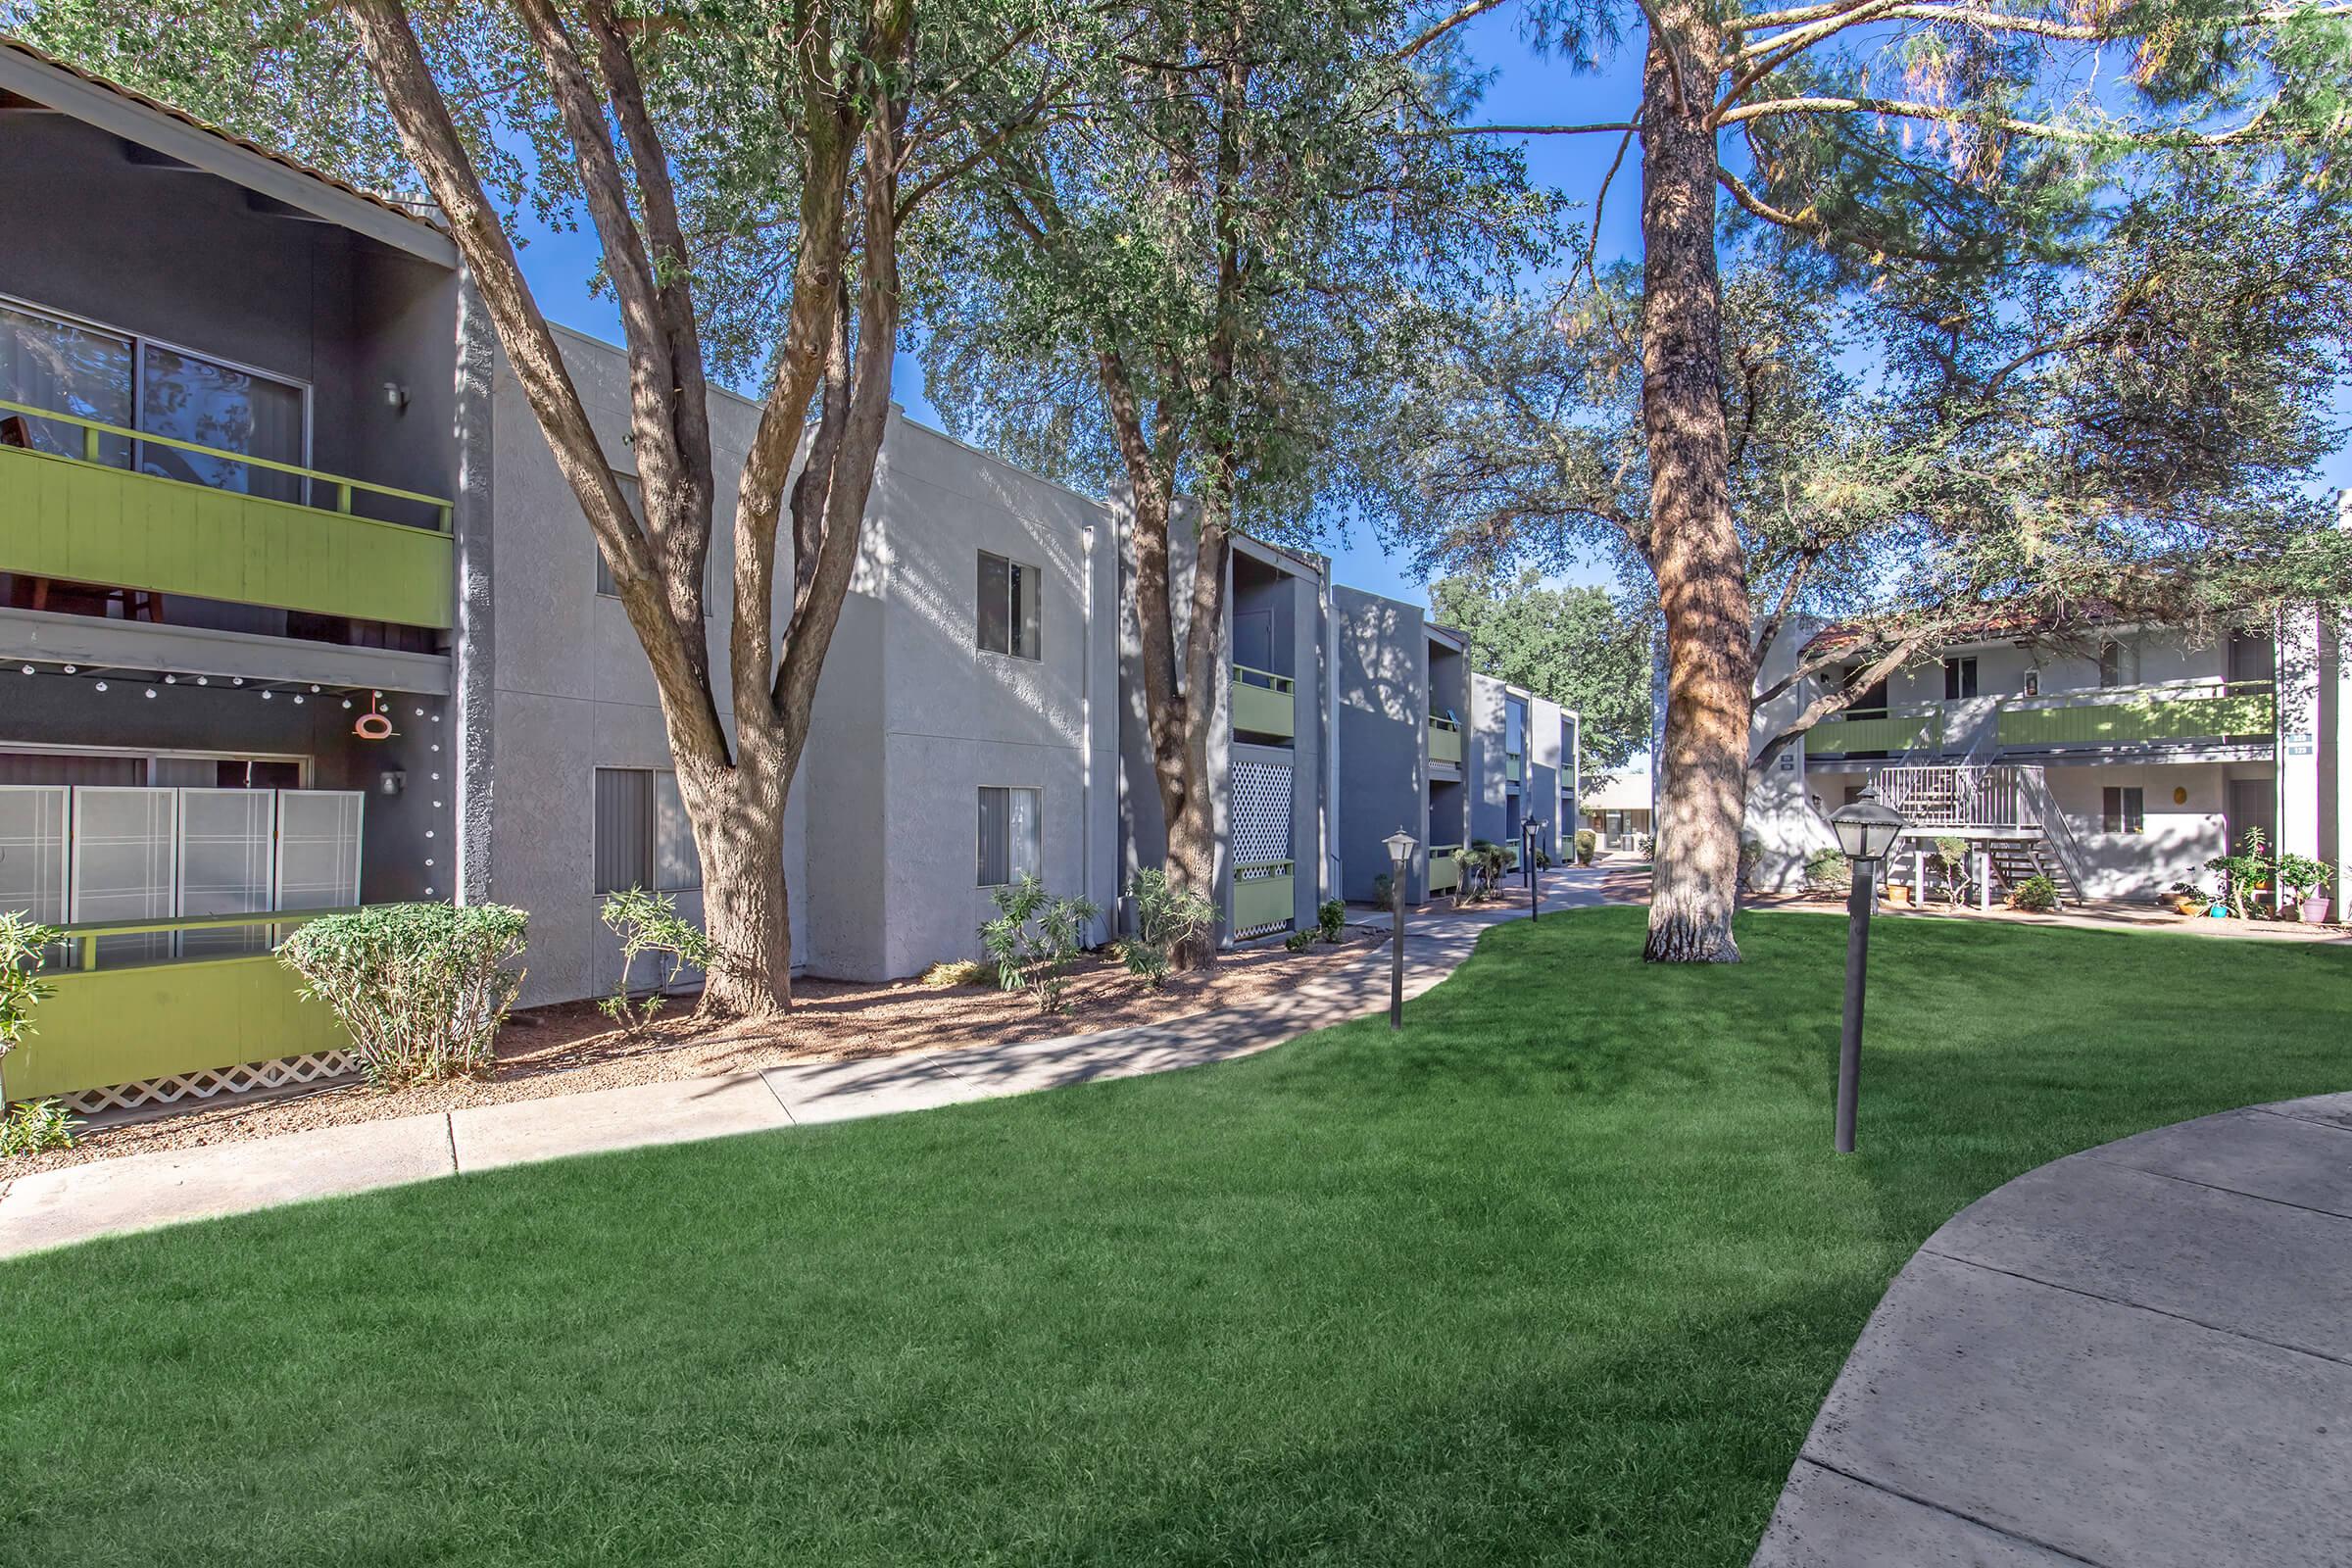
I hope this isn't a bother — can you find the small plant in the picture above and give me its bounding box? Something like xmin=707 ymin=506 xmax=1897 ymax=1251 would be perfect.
xmin=2273 ymin=852 xmax=2332 ymax=902
xmin=1737 ymin=835 xmax=1763 ymax=892
xmin=918 ymin=958 xmax=996 ymax=988
xmin=2009 ymin=873 xmax=2060 ymax=912
xmin=1315 ymin=899 xmax=1347 ymax=943
xmin=597 ymin=887 xmax=715 ymax=1037
xmin=1803 ymin=847 xmax=1851 ymax=895
xmin=276 ymin=903 xmax=529 ymax=1087
xmin=2168 ymin=880 xmax=2214 ymax=906
xmin=981 ymin=876 xmax=1102 ymax=1013
xmin=1370 ymin=870 xmax=1396 ymax=907
xmin=0 ymin=1097 xmax=79 ymax=1158
xmin=0 ymin=910 xmax=66 ymax=1065
xmin=2205 ymin=825 xmax=2270 ymax=918
xmin=1283 ymin=929 xmax=1315 ymax=952
xmin=1574 ymin=828 xmax=1596 ymax=865
xmin=1119 ymin=867 xmax=1215 ymax=988
xmin=1533 ymin=847 xmax=1556 ymax=870
xmin=1456 ymin=840 xmax=1512 ymax=904
xmin=1932 ymin=837 xmax=1972 ymax=906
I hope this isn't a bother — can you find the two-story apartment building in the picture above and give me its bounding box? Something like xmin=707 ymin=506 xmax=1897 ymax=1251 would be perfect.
xmin=1746 ymin=609 xmax=2350 ymax=907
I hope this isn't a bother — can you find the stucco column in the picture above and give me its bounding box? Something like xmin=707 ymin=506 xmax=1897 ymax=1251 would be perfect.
xmin=450 ymin=270 xmax=498 ymax=906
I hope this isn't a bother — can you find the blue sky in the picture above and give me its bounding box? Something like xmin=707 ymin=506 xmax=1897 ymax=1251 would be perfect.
xmin=506 ymin=11 xmax=2349 ymax=612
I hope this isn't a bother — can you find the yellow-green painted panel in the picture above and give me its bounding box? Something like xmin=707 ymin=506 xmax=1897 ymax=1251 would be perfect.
xmin=1429 ymin=723 xmax=1462 ymax=765
xmin=1234 ymin=871 xmax=1295 ymax=932
xmin=1428 ymin=851 xmax=1459 ymax=895
xmin=1808 ymin=712 xmax=1940 ymax=754
xmin=3 ymin=954 xmax=348 ymax=1102
xmin=1505 ymin=753 xmax=1523 ymax=783
xmin=0 ymin=446 xmax=453 ymax=629
xmin=1997 ymin=693 xmax=2275 ymax=748
xmin=1232 ymin=677 xmax=1296 ymax=739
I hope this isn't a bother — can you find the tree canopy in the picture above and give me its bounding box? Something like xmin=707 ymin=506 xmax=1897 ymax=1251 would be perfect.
xmin=1430 ymin=571 xmax=1656 ymax=772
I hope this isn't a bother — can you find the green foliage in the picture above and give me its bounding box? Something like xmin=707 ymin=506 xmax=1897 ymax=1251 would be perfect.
xmin=276 ymin=903 xmax=529 ymax=1087
xmin=1456 ymin=841 xmax=1513 ymax=904
xmin=1430 ymin=571 xmax=1653 ymax=772
xmin=1574 ymin=829 xmax=1596 ymax=866
xmin=2205 ymin=825 xmax=2272 ymax=918
xmin=1803 ymin=848 xmax=1851 ymax=895
xmin=1315 ymin=900 xmax=1347 ymax=943
xmin=1371 ymin=870 xmax=1397 ymax=907
xmin=0 ymin=911 xmax=65 ymax=1060
xmin=1283 ymin=930 xmax=1316 ymax=953
xmin=1932 ymin=837 xmax=1974 ymax=906
xmin=597 ymin=888 xmax=716 ymax=1037
xmin=0 ymin=1097 xmax=78 ymax=1159
xmin=1119 ymin=868 xmax=1215 ymax=989
xmin=2272 ymin=852 xmax=2334 ymax=902
xmin=980 ymin=877 xmax=1102 ymax=1013
xmin=1737 ymin=835 xmax=1764 ymax=891
xmin=2010 ymin=874 xmax=2061 ymax=914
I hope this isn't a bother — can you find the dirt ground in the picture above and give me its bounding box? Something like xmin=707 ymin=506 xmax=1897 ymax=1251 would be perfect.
xmin=7 ymin=921 xmax=1404 ymax=1178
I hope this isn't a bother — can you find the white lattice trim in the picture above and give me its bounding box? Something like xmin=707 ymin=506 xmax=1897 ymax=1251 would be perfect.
xmin=56 ymin=1051 xmax=359 ymax=1115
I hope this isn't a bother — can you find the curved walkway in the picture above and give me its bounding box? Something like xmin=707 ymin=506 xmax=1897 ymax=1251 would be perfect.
xmin=0 ymin=869 xmax=1619 ymax=1258
xmin=1752 ymin=1092 xmax=2352 ymax=1567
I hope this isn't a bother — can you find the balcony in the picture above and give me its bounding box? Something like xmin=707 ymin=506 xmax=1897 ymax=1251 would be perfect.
xmin=1427 ymin=845 xmax=1461 ymax=895
xmin=1428 ymin=715 xmax=1462 ymax=766
xmin=3 ymin=910 xmax=355 ymax=1108
xmin=1231 ymin=662 xmax=1296 ymax=741
xmin=1806 ymin=708 xmax=1944 ymax=756
xmin=1233 ymin=859 xmax=1295 ymax=934
xmin=1504 ymin=751 xmax=1523 ymax=783
xmin=1996 ymin=682 xmax=2275 ymax=750
xmin=0 ymin=398 xmax=454 ymax=632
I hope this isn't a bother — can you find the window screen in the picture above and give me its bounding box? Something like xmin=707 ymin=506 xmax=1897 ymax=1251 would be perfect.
xmin=1943 ymin=657 xmax=1978 ymax=700
xmin=2102 ymin=786 xmax=2145 ymax=835
xmin=977 ymin=786 xmax=1041 ymax=886
xmin=977 ymin=552 xmax=1041 ymax=660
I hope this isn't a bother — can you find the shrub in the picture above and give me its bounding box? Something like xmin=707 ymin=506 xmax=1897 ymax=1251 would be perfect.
xmin=0 ymin=910 xmax=65 ymax=1064
xmin=1736 ymin=835 xmax=1763 ymax=891
xmin=2205 ymin=825 xmax=2270 ymax=918
xmin=0 ymin=1098 xmax=78 ymax=1158
xmin=1457 ymin=841 xmax=1512 ymax=904
xmin=980 ymin=876 xmax=1102 ymax=1013
xmin=2010 ymin=873 xmax=2060 ymax=912
xmin=1315 ymin=899 xmax=1347 ymax=943
xmin=1802 ymin=847 xmax=1851 ymax=895
xmin=918 ymin=958 xmax=996 ymax=988
xmin=276 ymin=903 xmax=529 ymax=1087
xmin=2273 ymin=852 xmax=2333 ymax=904
xmin=1370 ymin=870 xmax=1396 ymax=907
xmin=1932 ymin=837 xmax=1972 ymax=906
xmin=1119 ymin=868 xmax=1214 ymax=989
xmin=1574 ymin=828 xmax=1596 ymax=865
xmin=1283 ymin=929 xmax=1315 ymax=952
xmin=597 ymin=887 xmax=715 ymax=1036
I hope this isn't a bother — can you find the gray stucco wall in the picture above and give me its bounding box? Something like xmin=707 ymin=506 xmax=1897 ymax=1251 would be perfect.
xmin=1528 ymin=695 xmax=1563 ymax=858
xmin=1468 ymin=673 xmax=1512 ymax=845
xmin=1333 ymin=586 xmax=1428 ymax=902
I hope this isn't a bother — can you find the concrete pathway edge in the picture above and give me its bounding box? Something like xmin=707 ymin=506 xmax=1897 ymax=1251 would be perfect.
xmin=0 ymin=872 xmax=1614 ymax=1258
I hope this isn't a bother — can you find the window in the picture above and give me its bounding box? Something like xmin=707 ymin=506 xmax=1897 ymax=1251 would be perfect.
xmin=595 ymin=476 xmax=720 ymax=612
xmin=2022 ymin=668 xmax=2040 ymax=697
xmin=1842 ymin=667 xmax=1889 ymax=715
xmin=2101 ymin=786 xmax=2145 ymax=835
xmin=976 ymin=786 xmax=1041 ymax=886
xmin=593 ymin=767 xmax=700 ymax=895
xmin=1943 ymin=657 xmax=1979 ymax=700
xmin=977 ymin=551 xmax=1042 ymax=660
xmin=1 ymin=294 xmax=306 ymax=497
xmin=2098 ymin=640 xmax=2138 ymax=689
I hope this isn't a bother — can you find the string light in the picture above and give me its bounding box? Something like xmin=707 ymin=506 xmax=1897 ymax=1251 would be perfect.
xmin=18 ymin=665 xmax=30 ymax=676
xmin=164 ymin=674 xmax=176 ymax=684
xmin=292 ymin=694 xmax=305 ymax=705
xmin=262 ymin=690 xmax=273 ymax=701
xmin=231 ymin=676 xmax=244 ymax=686
xmin=93 ymin=680 xmax=108 ymax=692
xmin=62 ymin=664 xmax=76 ymax=674
xmin=195 ymin=676 xmax=208 ymax=685
xmin=310 ymin=684 xmax=320 ymax=693
xmin=144 ymin=688 xmax=157 ymax=699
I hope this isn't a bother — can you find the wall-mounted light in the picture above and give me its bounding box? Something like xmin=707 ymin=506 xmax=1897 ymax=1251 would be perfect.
xmin=383 ymin=380 xmax=410 ymax=413
xmin=378 ymin=769 xmax=407 ymax=797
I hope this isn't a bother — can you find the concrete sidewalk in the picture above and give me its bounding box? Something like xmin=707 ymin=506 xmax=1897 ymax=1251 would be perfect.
xmin=0 ymin=871 xmax=1617 ymax=1258
xmin=1752 ymin=1093 xmax=2352 ymax=1567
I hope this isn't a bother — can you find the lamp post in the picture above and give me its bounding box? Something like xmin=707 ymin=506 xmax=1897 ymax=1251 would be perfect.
xmin=1384 ymin=827 xmax=1417 ymax=1030
xmin=1827 ymin=785 xmax=1907 ymax=1153
xmin=1522 ymin=815 xmax=1540 ymax=922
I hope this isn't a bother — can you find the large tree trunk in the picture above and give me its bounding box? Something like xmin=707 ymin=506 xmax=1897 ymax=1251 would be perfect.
xmin=1638 ymin=16 xmax=1755 ymax=963
xmin=675 ymin=745 xmax=790 ymax=1012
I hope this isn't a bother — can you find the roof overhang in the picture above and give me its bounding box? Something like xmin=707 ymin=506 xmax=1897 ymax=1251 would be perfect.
xmin=0 ymin=39 xmax=458 ymax=270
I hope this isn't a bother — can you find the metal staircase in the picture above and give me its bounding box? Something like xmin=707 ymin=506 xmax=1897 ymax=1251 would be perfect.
xmin=1869 ymin=763 xmax=2089 ymax=906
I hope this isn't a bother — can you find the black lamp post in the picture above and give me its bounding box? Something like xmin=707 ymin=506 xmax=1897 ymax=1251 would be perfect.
xmin=1384 ymin=827 xmax=1416 ymax=1030
xmin=1827 ymin=784 xmax=1906 ymax=1153
xmin=1522 ymin=815 xmax=1540 ymax=922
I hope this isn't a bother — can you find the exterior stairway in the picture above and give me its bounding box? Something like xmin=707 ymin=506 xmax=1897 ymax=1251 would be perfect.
xmin=1981 ymin=837 xmax=2084 ymax=905
xmin=1871 ymin=763 xmax=2090 ymax=907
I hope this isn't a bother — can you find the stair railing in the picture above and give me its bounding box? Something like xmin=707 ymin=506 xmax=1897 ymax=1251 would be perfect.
xmin=2013 ymin=765 xmax=2089 ymax=897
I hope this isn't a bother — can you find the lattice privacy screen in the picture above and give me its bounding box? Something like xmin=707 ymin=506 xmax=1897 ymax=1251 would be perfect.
xmin=1232 ymin=760 xmax=1293 ymax=864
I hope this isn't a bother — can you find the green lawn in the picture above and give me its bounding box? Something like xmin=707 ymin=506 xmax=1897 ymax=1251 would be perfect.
xmin=3 ymin=907 xmax=2345 ymax=1566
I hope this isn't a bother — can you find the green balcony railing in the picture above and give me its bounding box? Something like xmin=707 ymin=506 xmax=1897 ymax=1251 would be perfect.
xmin=1807 ymin=709 xmax=1943 ymax=756
xmin=0 ymin=397 xmax=455 ymax=630
xmin=1428 ymin=715 xmax=1462 ymax=766
xmin=1427 ymin=845 xmax=1462 ymax=895
xmin=1504 ymin=751 xmax=1523 ymax=784
xmin=1231 ymin=662 xmax=1296 ymax=740
xmin=1233 ymin=860 xmax=1295 ymax=933
xmin=2 ymin=909 xmax=357 ymax=1104
xmin=1996 ymin=683 xmax=2276 ymax=749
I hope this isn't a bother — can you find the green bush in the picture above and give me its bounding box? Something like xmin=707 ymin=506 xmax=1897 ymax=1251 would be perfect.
xmin=2010 ymin=874 xmax=2060 ymax=912
xmin=1371 ymin=870 xmax=1396 ymax=907
xmin=981 ymin=876 xmax=1102 ymax=1013
xmin=276 ymin=903 xmax=529 ymax=1087
xmin=1574 ymin=829 xmax=1596 ymax=865
xmin=1802 ymin=847 xmax=1851 ymax=895
xmin=0 ymin=909 xmax=65 ymax=1064
xmin=1283 ymin=929 xmax=1315 ymax=952
xmin=597 ymin=887 xmax=715 ymax=1036
xmin=1118 ymin=868 xmax=1214 ymax=989
xmin=1457 ymin=841 xmax=1512 ymax=904
xmin=2273 ymin=851 xmax=2333 ymax=904
xmin=1315 ymin=899 xmax=1347 ymax=943
xmin=1736 ymin=835 xmax=1763 ymax=891
xmin=0 ymin=1098 xmax=78 ymax=1158
xmin=2205 ymin=825 xmax=2270 ymax=917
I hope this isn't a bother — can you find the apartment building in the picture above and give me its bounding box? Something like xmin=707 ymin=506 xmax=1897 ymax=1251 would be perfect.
xmin=0 ymin=39 xmax=1563 ymax=1116
xmin=1746 ymin=611 xmax=2350 ymax=906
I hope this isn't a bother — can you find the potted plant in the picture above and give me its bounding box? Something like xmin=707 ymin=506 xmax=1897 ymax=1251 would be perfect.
xmin=2163 ymin=881 xmax=2211 ymax=917
xmin=2205 ymin=826 xmax=2269 ymax=920
xmin=2273 ymin=852 xmax=2334 ymax=924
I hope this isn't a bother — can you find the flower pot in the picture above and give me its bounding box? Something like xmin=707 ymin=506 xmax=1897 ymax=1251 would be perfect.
xmin=2300 ymin=896 xmax=2332 ymax=925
